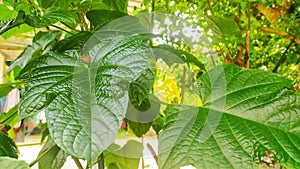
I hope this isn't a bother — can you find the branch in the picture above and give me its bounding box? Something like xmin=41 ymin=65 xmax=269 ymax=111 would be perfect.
xmin=244 ymin=0 xmax=251 ymax=68
xmin=207 ymin=0 xmax=213 ymax=15
xmin=272 ymin=40 xmax=295 ymax=73
xmin=51 ymin=25 xmax=74 ymax=35
xmin=72 ymin=156 xmax=84 ymax=169
xmin=180 ymin=65 xmax=187 ymax=104
xmin=259 ymin=26 xmax=288 ymax=37
xmin=146 ymin=143 xmax=158 ymax=165
xmin=259 ymin=26 xmax=300 ymax=45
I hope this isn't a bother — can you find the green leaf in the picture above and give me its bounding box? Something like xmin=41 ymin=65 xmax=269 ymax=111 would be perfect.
xmin=18 ymin=34 xmax=154 ymax=165
xmin=0 ymin=10 xmax=25 ymax=35
xmin=0 ymin=83 xmax=14 ymax=98
xmin=126 ymin=95 xmax=160 ymax=138
xmin=25 ymin=7 xmax=76 ymax=28
xmin=53 ymin=31 xmax=92 ymax=53
xmin=38 ymin=137 xmax=68 ymax=169
xmin=103 ymin=0 xmax=128 ymax=13
xmin=104 ymin=140 xmax=143 ymax=169
xmin=0 ymin=104 xmax=18 ymax=125
xmin=86 ymin=14 xmax=149 ymax=38
xmin=0 ymin=105 xmax=19 ymax=138
xmin=126 ymin=95 xmax=161 ymax=124
xmin=1 ymin=23 xmax=34 ymax=39
xmin=79 ymin=1 xmax=109 ymax=13
xmin=0 ymin=4 xmax=17 ymax=20
xmin=7 ymin=31 xmax=60 ymax=73
xmin=0 ymin=157 xmax=29 ymax=169
xmin=153 ymin=45 xmax=206 ymax=71
xmin=40 ymin=123 xmax=49 ymax=143
xmin=159 ymin=64 xmax=300 ymax=169
xmin=87 ymin=10 xmax=128 ymax=31
xmin=206 ymin=16 xmax=241 ymax=39
xmin=37 ymin=0 xmax=81 ymax=9
xmin=0 ymin=133 xmax=18 ymax=158
xmin=151 ymin=115 xmax=165 ymax=134
xmin=126 ymin=120 xmax=151 ymax=138
xmin=128 ymin=68 xmax=156 ymax=107
xmin=125 ymin=65 xmax=157 ymax=137
xmin=37 ymin=0 xmax=56 ymax=8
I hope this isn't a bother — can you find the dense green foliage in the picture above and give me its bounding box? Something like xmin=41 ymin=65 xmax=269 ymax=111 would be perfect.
xmin=0 ymin=0 xmax=299 ymax=169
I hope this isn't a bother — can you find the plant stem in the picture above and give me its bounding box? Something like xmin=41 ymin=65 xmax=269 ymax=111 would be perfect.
xmin=72 ymin=156 xmax=84 ymax=169
xmin=181 ymin=65 xmax=187 ymax=104
xmin=142 ymin=136 xmax=145 ymax=169
xmin=207 ymin=0 xmax=213 ymax=15
xmin=29 ymin=144 xmax=56 ymax=167
xmin=98 ymin=153 xmax=104 ymax=169
xmin=17 ymin=142 xmax=45 ymax=147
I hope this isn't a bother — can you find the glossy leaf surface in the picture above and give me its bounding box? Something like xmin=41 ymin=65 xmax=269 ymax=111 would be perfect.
xmin=19 ymin=34 xmax=154 ymax=164
xmin=159 ymin=64 xmax=300 ymax=169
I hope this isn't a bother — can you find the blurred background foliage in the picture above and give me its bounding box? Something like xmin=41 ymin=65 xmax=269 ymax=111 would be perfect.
xmin=137 ymin=0 xmax=300 ymax=90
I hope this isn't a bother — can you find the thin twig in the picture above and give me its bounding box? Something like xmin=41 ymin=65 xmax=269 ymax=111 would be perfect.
xmin=272 ymin=40 xmax=295 ymax=73
xmin=146 ymin=143 xmax=158 ymax=164
xmin=51 ymin=25 xmax=74 ymax=35
xmin=244 ymin=0 xmax=251 ymax=68
xmin=207 ymin=0 xmax=213 ymax=15
xmin=181 ymin=65 xmax=187 ymax=104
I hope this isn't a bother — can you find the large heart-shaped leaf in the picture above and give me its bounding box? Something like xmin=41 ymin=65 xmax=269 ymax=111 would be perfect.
xmin=0 ymin=157 xmax=29 ymax=169
xmin=19 ymin=34 xmax=154 ymax=165
xmin=158 ymin=64 xmax=300 ymax=169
